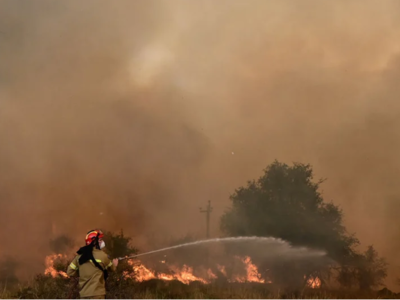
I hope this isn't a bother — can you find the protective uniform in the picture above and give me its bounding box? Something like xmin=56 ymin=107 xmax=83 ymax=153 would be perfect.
xmin=67 ymin=229 xmax=117 ymax=299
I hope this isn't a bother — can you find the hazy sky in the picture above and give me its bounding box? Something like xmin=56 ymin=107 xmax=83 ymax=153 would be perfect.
xmin=1 ymin=0 xmax=400 ymax=288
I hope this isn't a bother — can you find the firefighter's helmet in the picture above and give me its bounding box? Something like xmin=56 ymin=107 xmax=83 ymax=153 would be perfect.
xmin=85 ymin=229 xmax=104 ymax=245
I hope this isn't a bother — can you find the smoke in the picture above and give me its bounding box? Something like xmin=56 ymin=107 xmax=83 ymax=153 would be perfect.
xmin=1 ymin=0 xmax=400 ymax=288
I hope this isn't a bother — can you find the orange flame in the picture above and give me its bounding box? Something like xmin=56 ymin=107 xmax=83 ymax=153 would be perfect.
xmin=217 ymin=264 xmax=227 ymax=276
xmin=306 ymin=275 xmax=321 ymax=288
xmin=230 ymin=256 xmax=266 ymax=283
xmin=126 ymin=256 xmax=268 ymax=284
xmin=207 ymin=268 xmax=218 ymax=280
xmin=242 ymin=256 xmax=266 ymax=283
xmin=44 ymin=254 xmax=270 ymax=285
xmin=44 ymin=254 xmax=69 ymax=278
xmin=125 ymin=260 xmax=210 ymax=284
xmin=169 ymin=265 xmax=209 ymax=284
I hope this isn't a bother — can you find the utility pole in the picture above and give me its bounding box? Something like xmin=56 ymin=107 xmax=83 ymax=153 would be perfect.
xmin=199 ymin=200 xmax=213 ymax=239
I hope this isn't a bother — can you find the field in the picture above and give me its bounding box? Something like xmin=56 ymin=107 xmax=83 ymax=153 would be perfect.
xmin=0 ymin=243 xmax=394 ymax=299
xmin=1 ymin=276 xmax=398 ymax=299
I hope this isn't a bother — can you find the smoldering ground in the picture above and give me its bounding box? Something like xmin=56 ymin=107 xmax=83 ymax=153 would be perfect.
xmin=1 ymin=0 xmax=400 ymax=289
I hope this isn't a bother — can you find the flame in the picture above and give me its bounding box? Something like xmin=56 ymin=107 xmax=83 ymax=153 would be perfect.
xmin=44 ymin=253 xmax=270 ymax=285
xmin=44 ymin=254 xmax=69 ymax=278
xmin=207 ymin=268 xmax=218 ymax=280
xmin=306 ymin=275 xmax=321 ymax=288
xmin=124 ymin=261 xmax=155 ymax=281
xmin=241 ymin=256 xmax=265 ymax=283
xmin=217 ymin=264 xmax=227 ymax=276
xmin=169 ymin=265 xmax=208 ymax=284
xmin=126 ymin=260 xmax=210 ymax=284
xmin=230 ymin=256 xmax=266 ymax=283
xmin=126 ymin=256 xmax=268 ymax=284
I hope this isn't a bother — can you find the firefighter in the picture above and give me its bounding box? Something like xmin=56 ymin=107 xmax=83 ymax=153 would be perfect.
xmin=67 ymin=229 xmax=119 ymax=299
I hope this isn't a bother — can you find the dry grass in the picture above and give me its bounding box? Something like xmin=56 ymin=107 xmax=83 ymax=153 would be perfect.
xmin=1 ymin=275 xmax=398 ymax=299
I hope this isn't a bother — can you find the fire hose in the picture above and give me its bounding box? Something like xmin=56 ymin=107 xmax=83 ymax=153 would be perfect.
xmin=115 ymin=238 xmax=223 ymax=261
xmin=117 ymin=249 xmax=167 ymax=261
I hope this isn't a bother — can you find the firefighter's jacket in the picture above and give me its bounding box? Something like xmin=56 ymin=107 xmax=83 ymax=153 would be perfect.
xmin=67 ymin=248 xmax=116 ymax=298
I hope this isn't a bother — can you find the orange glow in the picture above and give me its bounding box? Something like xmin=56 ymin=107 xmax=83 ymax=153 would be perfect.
xmin=217 ymin=264 xmax=227 ymax=276
xmin=44 ymin=254 xmax=69 ymax=278
xmin=126 ymin=256 xmax=268 ymax=284
xmin=44 ymin=253 xmax=272 ymax=285
xmin=230 ymin=256 xmax=267 ymax=283
xmin=125 ymin=260 xmax=209 ymax=284
xmin=241 ymin=256 xmax=266 ymax=283
xmin=306 ymin=275 xmax=321 ymax=288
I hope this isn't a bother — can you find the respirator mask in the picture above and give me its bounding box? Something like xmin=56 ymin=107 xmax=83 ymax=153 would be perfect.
xmin=99 ymin=240 xmax=105 ymax=249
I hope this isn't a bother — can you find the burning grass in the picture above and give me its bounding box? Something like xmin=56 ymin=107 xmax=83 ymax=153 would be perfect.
xmin=2 ymin=277 xmax=399 ymax=299
xmin=122 ymin=255 xmax=270 ymax=285
xmin=44 ymin=254 xmax=68 ymax=279
xmin=0 ymin=252 xmax=392 ymax=299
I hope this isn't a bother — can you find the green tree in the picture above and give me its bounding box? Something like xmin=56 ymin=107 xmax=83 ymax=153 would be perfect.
xmin=337 ymin=246 xmax=387 ymax=290
xmin=357 ymin=245 xmax=387 ymax=290
xmin=221 ymin=161 xmax=357 ymax=259
xmin=220 ymin=160 xmax=387 ymax=288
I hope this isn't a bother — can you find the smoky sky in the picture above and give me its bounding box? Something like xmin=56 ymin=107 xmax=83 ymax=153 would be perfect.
xmin=1 ymin=0 xmax=400 ymax=288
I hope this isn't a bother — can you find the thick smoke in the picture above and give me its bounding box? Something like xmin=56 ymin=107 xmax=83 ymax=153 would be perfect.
xmin=1 ymin=0 xmax=400 ymax=288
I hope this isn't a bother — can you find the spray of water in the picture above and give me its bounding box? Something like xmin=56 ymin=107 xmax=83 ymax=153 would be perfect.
xmin=117 ymin=236 xmax=326 ymax=260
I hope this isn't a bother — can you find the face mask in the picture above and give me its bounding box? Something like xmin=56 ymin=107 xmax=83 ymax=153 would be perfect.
xmin=99 ymin=240 xmax=105 ymax=249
